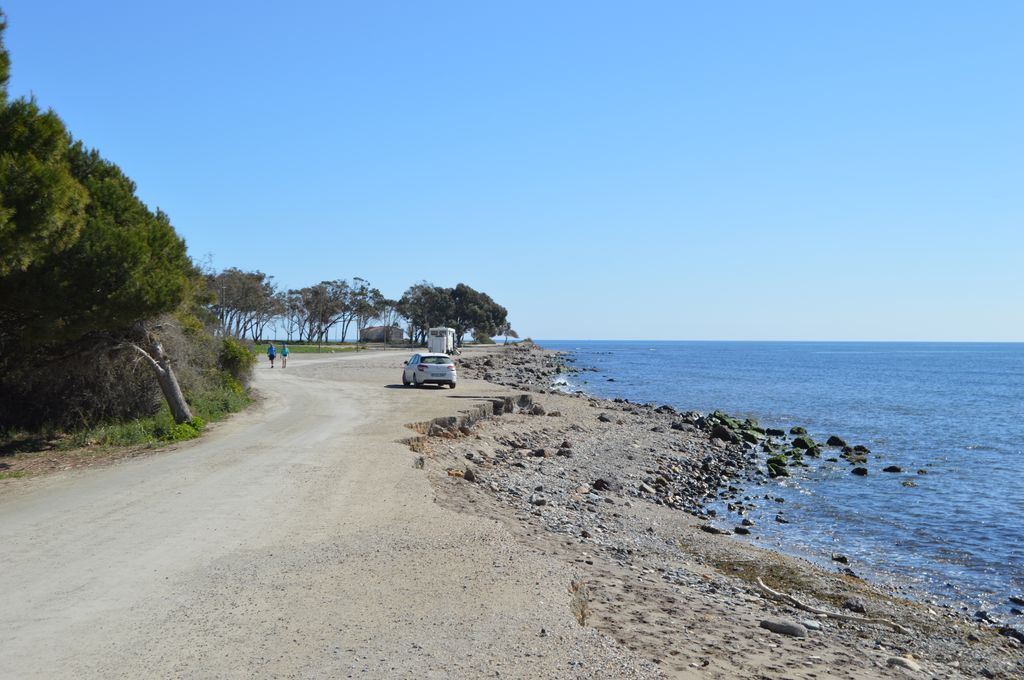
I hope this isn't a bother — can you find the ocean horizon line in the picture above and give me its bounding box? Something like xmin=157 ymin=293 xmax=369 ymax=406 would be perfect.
xmin=534 ymin=338 xmax=1024 ymax=345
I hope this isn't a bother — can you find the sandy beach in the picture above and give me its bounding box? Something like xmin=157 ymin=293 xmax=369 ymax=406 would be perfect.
xmin=1 ymin=345 xmax=1021 ymax=678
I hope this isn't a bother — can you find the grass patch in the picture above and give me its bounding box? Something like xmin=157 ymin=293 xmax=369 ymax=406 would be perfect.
xmin=55 ymin=375 xmax=251 ymax=451
xmin=0 ymin=470 xmax=29 ymax=480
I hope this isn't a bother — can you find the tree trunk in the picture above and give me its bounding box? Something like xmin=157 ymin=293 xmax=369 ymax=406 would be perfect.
xmin=153 ymin=356 xmax=192 ymax=423
xmin=129 ymin=324 xmax=193 ymax=424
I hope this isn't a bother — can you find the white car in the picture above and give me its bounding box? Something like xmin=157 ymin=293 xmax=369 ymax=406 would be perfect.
xmin=403 ymin=353 xmax=457 ymax=388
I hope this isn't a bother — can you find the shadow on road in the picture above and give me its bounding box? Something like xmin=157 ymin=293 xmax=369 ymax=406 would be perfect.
xmin=383 ymin=384 xmax=451 ymax=390
xmin=0 ymin=436 xmax=52 ymax=458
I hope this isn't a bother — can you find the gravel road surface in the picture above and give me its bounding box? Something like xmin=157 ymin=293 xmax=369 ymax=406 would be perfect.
xmin=0 ymin=350 xmax=657 ymax=679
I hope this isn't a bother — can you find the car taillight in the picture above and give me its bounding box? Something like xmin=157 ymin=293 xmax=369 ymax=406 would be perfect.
xmin=447 ymin=364 xmax=455 ymax=370
xmin=418 ymin=365 xmax=427 ymax=371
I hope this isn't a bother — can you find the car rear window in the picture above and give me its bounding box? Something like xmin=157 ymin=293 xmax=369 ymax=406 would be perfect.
xmin=421 ymin=356 xmax=451 ymax=365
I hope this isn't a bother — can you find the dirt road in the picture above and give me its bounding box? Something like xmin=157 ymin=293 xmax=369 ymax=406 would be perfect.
xmin=0 ymin=351 xmax=656 ymax=679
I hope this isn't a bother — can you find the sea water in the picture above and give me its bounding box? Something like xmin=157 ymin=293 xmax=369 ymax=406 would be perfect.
xmin=539 ymin=340 xmax=1024 ymax=616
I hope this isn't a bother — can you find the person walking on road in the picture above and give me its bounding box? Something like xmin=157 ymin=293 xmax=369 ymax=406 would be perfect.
xmin=267 ymin=342 xmax=277 ymax=368
xmin=281 ymin=343 xmax=289 ymax=368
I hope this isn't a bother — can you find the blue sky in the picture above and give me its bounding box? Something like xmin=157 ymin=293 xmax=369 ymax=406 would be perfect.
xmin=5 ymin=1 xmax=1022 ymax=340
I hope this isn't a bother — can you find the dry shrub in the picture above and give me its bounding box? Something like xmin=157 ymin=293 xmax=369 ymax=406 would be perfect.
xmin=0 ymin=344 xmax=159 ymax=430
xmin=569 ymin=579 xmax=590 ymax=626
xmin=0 ymin=314 xmax=242 ymax=432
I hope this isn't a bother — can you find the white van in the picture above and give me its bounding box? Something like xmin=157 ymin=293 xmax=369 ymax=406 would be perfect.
xmin=427 ymin=327 xmax=456 ymax=354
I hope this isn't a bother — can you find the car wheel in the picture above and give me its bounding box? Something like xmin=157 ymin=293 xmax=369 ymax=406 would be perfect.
xmin=413 ymin=374 xmax=421 ymax=387
xmin=402 ymin=372 xmax=410 ymax=386
xmin=449 ymin=381 xmax=456 ymax=389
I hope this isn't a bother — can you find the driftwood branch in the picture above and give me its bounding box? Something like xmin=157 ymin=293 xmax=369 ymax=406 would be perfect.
xmin=756 ymin=577 xmax=912 ymax=635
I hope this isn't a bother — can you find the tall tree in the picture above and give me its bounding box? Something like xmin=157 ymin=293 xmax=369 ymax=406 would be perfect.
xmin=375 ymin=297 xmax=404 ymax=346
xmin=209 ymin=268 xmax=281 ymax=340
xmin=0 ymin=17 xmax=89 ymax=276
xmin=327 ymin=279 xmax=354 ymax=342
xmin=0 ymin=141 xmax=200 ymax=422
xmin=349 ymin=277 xmax=384 ymax=338
xmin=398 ymin=282 xmax=454 ymax=345
xmin=450 ymin=283 xmax=507 ymax=346
xmin=497 ymin=322 xmax=519 ymax=344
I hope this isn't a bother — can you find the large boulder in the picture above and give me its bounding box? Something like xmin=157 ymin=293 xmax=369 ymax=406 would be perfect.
xmin=711 ymin=410 xmax=743 ymax=430
xmin=766 ymin=455 xmax=789 ymax=478
xmin=711 ymin=423 xmax=740 ymax=444
xmin=759 ymin=619 xmax=807 ymax=638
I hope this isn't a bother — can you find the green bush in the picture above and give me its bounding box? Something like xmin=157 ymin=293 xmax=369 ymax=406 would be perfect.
xmin=49 ymin=372 xmax=249 ymax=451
xmin=219 ymin=336 xmax=256 ymax=385
xmin=170 ymin=421 xmax=201 ymax=441
xmin=187 ymin=372 xmax=249 ymax=421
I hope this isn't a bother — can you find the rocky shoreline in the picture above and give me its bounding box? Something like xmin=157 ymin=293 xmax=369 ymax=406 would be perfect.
xmin=410 ymin=342 xmax=1023 ymax=678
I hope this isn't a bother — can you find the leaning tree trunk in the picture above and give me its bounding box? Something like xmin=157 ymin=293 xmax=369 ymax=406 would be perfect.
xmin=128 ymin=323 xmax=193 ymax=423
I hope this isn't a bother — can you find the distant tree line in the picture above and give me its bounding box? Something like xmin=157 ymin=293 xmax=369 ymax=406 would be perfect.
xmin=207 ymin=270 xmax=512 ymax=348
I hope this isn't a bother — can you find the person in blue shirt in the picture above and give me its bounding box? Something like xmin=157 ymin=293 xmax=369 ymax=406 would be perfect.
xmin=267 ymin=342 xmax=276 ymax=368
xmin=281 ymin=343 xmax=289 ymax=368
